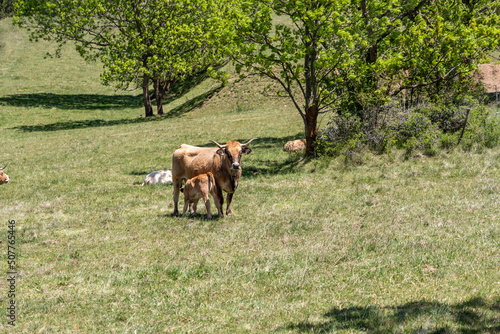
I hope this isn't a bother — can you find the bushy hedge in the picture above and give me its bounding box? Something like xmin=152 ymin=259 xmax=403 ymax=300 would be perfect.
xmin=0 ymin=0 xmax=14 ymax=19
xmin=318 ymin=100 xmax=500 ymax=162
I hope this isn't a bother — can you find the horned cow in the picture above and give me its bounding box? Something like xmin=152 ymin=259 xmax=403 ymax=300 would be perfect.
xmin=0 ymin=165 xmax=9 ymax=185
xmin=182 ymin=172 xmax=222 ymax=219
xmin=171 ymin=138 xmax=258 ymax=217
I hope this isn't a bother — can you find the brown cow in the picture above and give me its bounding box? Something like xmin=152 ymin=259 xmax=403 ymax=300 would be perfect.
xmin=0 ymin=165 xmax=9 ymax=185
xmin=283 ymin=139 xmax=306 ymax=152
xmin=172 ymin=138 xmax=258 ymax=217
xmin=182 ymin=172 xmax=223 ymax=219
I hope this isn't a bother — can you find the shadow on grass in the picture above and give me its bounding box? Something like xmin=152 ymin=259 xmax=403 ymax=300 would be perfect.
xmin=10 ymin=86 xmax=222 ymax=132
xmin=242 ymin=134 xmax=308 ymax=177
xmin=161 ymin=65 xmax=221 ymax=105
xmin=0 ymin=64 xmax=223 ymax=111
xmin=280 ymin=296 xmax=500 ymax=333
xmin=243 ymin=155 xmax=305 ymax=178
xmin=0 ymin=93 xmax=143 ymax=110
xmin=160 ymin=212 xmax=224 ymax=221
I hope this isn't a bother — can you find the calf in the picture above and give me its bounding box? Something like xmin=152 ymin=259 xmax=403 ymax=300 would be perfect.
xmin=182 ymin=172 xmax=223 ymax=219
xmin=0 ymin=165 xmax=9 ymax=185
xmin=172 ymin=138 xmax=258 ymax=216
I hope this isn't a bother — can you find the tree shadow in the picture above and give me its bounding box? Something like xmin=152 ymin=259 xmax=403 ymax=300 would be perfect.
xmin=166 ymin=84 xmax=222 ymax=119
xmin=281 ymin=296 xmax=500 ymax=333
xmin=241 ymin=134 xmax=308 ymax=177
xmin=242 ymin=154 xmax=305 ymax=178
xmin=160 ymin=63 xmax=226 ymax=105
xmin=0 ymin=93 xmax=143 ymax=110
xmin=10 ymin=86 xmax=222 ymax=132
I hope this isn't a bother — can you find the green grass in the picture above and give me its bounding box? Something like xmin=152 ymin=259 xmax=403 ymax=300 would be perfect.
xmin=0 ymin=18 xmax=499 ymax=333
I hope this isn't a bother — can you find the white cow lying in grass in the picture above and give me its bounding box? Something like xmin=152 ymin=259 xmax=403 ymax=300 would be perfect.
xmin=142 ymin=170 xmax=172 ymax=186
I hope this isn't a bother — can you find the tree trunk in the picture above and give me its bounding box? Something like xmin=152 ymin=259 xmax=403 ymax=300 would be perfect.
xmin=304 ymin=104 xmax=319 ymax=157
xmin=303 ymin=23 xmax=318 ymax=158
xmin=142 ymin=75 xmax=154 ymax=117
xmin=154 ymin=78 xmax=164 ymax=115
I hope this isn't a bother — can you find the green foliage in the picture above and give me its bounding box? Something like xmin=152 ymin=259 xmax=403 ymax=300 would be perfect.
xmin=461 ymin=106 xmax=500 ymax=151
xmin=316 ymin=114 xmax=364 ymax=158
xmin=0 ymin=0 xmax=14 ymax=19
xmin=233 ymin=0 xmax=500 ymax=156
xmin=319 ymin=99 xmax=500 ymax=162
xmin=96 ymin=0 xmax=236 ymax=89
xmin=14 ymin=0 xmax=237 ymax=115
xmin=440 ymin=132 xmax=459 ymax=150
xmin=391 ymin=112 xmax=438 ymax=158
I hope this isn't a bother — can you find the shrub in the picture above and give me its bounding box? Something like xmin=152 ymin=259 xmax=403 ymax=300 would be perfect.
xmin=460 ymin=106 xmax=500 ymax=151
xmin=318 ymin=99 xmax=499 ymax=161
xmin=0 ymin=0 xmax=14 ymax=19
xmin=390 ymin=112 xmax=439 ymax=159
xmin=440 ymin=132 xmax=459 ymax=150
xmin=415 ymin=103 xmax=467 ymax=133
xmin=317 ymin=114 xmax=363 ymax=158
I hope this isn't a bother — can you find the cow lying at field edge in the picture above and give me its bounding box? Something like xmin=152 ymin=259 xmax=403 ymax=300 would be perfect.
xmin=284 ymin=139 xmax=306 ymax=152
xmin=172 ymin=138 xmax=258 ymax=217
xmin=182 ymin=172 xmax=222 ymax=219
xmin=0 ymin=165 xmax=9 ymax=185
xmin=142 ymin=170 xmax=172 ymax=186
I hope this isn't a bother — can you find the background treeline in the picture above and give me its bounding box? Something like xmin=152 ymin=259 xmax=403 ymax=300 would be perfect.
xmin=10 ymin=0 xmax=500 ymax=158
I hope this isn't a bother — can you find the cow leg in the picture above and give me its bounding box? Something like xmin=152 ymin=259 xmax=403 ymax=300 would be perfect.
xmin=192 ymin=199 xmax=199 ymax=215
xmin=226 ymin=193 xmax=234 ymax=217
xmin=173 ymin=178 xmax=182 ymax=216
xmin=216 ymin=183 xmax=224 ymax=214
xmin=212 ymin=191 xmax=223 ymax=218
xmin=203 ymin=195 xmax=212 ymax=219
xmin=182 ymin=200 xmax=189 ymax=217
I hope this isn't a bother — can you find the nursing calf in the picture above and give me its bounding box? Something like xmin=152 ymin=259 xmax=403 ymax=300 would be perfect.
xmin=172 ymin=138 xmax=258 ymax=217
xmin=182 ymin=172 xmax=222 ymax=219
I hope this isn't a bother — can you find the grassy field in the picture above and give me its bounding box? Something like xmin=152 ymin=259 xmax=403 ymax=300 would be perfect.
xmin=0 ymin=18 xmax=499 ymax=333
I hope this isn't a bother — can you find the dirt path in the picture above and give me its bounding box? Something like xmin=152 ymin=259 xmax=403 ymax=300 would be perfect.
xmin=478 ymin=64 xmax=500 ymax=93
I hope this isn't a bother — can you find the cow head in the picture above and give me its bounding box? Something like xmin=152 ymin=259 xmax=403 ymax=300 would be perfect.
xmin=0 ymin=165 xmax=9 ymax=185
xmin=210 ymin=138 xmax=258 ymax=172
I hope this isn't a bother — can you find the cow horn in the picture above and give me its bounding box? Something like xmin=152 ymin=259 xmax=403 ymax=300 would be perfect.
xmin=210 ymin=140 xmax=227 ymax=149
xmin=0 ymin=164 xmax=6 ymax=170
xmin=241 ymin=138 xmax=259 ymax=147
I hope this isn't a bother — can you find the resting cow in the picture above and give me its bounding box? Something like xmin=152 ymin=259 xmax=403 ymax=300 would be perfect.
xmin=284 ymin=139 xmax=306 ymax=152
xmin=142 ymin=170 xmax=172 ymax=186
xmin=182 ymin=172 xmax=222 ymax=219
xmin=0 ymin=165 xmax=9 ymax=185
xmin=172 ymin=138 xmax=258 ymax=217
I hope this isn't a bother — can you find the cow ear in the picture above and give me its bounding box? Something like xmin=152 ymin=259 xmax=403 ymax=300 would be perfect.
xmin=216 ymin=148 xmax=225 ymax=156
xmin=242 ymin=147 xmax=252 ymax=155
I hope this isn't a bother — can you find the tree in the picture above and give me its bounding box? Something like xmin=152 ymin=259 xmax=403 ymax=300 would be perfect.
xmin=14 ymin=0 xmax=236 ymax=117
xmin=0 ymin=0 xmax=14 ymax=19
xmin=233 ymin=0 xmax=500 ymax=156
